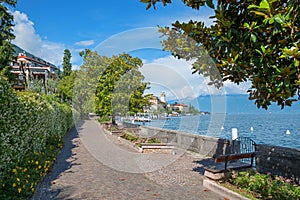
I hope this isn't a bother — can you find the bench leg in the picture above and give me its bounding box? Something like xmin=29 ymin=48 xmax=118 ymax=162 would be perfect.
xmin=224 ymin=157 xmax=228 ymax=170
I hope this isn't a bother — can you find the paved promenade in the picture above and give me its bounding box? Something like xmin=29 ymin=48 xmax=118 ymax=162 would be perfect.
xmin=32 ymin=120 xmax=225 ymax=200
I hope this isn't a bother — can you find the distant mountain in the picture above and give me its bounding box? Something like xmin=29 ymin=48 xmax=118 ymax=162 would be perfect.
xmin=168 ymin=94 xmax=300 ymax=114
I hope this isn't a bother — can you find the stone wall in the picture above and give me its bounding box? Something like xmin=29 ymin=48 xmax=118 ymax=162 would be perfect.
xmin=140 ymin=126 xmax=232 ymax=157
xmin=122 ymin=121 xmax=141 ymax=128
xmin=139 ymin=126 xmax=300 ymax=182
xmin=256 ymin=144 xmax=300 ymax=183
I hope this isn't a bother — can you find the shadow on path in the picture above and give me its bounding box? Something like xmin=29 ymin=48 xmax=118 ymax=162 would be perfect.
xmin=31 ymin=122 xmax=84 ymax=200
xmin=192 ymin=158 xmax=216 ymax=175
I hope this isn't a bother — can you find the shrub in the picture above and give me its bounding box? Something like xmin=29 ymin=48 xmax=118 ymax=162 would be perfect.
xmin=0 ymin=75 xmax=79 ymax=199
xmin=120 ymin=132 xmax=139 ymax=142
xmin=229 ymin=170 xmax=300 ymax=199
xmin=147 ymin=138 xmax=160 ymax=144
xmin=98 ymin=115 xmax=111 ymax=124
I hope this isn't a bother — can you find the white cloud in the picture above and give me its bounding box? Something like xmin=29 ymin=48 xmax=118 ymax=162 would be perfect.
xmin=12 ymin=11 xmax=65 ymax=66
xmin=177 ymin=15 xmax=215 ymax=27
xmin=75 ymin=40 xmax=95 ymax=46
xmin=141 ymin=56 xmax=218 ymax=99
xmin=141 ymin=56 xmax=250 ymax=100
xmin=223 ymin=80 xmax=251 ymax=94
xmin=94 ymin=27 xmax=162 ymax=57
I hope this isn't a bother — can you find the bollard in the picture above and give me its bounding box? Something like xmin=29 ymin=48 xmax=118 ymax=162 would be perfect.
xmin=232 ymin=128 xmax=238 ymax=140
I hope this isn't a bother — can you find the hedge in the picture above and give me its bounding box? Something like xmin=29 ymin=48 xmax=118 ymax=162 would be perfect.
xmin=0 ymin=75 xmax=79 ymax=199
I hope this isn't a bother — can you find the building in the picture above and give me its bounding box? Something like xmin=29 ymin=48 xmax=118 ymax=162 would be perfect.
xmin=173 ymin=103 xmax=189 ymax=114
xmin=10 ymin=45 xmax=60 ymax=90
xmin=145 ymin=92 xmax=167 ymax=113
xmin=148 ymin=96 xmax=159 ymax=111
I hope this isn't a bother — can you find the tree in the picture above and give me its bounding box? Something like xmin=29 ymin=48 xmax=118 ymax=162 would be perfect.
xmin=57 ymin=71 xmax=77 ymax=100
xmin=73 ymin=50 xmax=110 ymax=116
xmin=0 ymin=0 xmax=17 ymax=82
xmin=141 ymin=0 xmax=300 ymax=109
xmin=188 ymin=103 xmax=199 ymax=115
xmin=95 ymin=53 xmax=150 ymax=123
xmin=62 ymin=49 xmax=72 ymax=77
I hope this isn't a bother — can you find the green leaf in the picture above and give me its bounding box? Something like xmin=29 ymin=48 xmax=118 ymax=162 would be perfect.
xmin=259 ymin=0 xmax=270 ymax=9
xmin=261 ymin=45 xmax=266 ymax=53
xmin=285 ymin=6 xmax=294 ymax=21
xmin=250 ymin=11 xmax=268 ymax=17
xmin=284 ymin=80 xmax=290 ymax=88
xmin=206 ymin=0 xmax=214 ymax=9
xmin=243 ymin=22 xmax=250 ymax=28
xmin=274 ymin=15 xmax=284 ymax=24
xmin=272 ymin=65 xmax=281 ymax=73
xmin=247 ymin=5 xmax=259 ymax=10
xmin=255 ymin=49 xmax=262 ymax=55
xmin=250 ymin=34 xmax=257 ymax=43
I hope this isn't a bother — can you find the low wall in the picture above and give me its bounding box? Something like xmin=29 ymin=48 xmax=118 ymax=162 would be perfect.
xmin=256 ymin=144 xmax=300 ymax=183
xmin=140 ymin=126 xmax=232 ymax=157
xmin=140 ymin=126 xmax=300 ymax=183
xmin=122 ymin=121 xmax=141 ymax=128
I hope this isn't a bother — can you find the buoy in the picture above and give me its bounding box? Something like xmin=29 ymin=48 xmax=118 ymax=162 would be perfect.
xmin=221 ymin=126 xmax=224 ymax=130
xmin=286 ymin=130 xmax=291 ymax=135
xmin=250 ymin=127 xmax=254 ymax=131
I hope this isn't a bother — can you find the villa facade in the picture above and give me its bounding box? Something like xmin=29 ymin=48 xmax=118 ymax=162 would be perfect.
xmin=10 ymin=45 xmax=60 ymax=90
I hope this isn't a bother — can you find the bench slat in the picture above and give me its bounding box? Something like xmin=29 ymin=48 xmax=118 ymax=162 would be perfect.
xmin=215 ymin=152 xmax=255 ymax=163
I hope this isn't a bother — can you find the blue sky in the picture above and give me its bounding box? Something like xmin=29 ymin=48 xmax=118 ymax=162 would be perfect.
xmin=10 ymin=0 xmax=252 ymax=99
xmin=11 ymin=0 xmax=213 ymax=65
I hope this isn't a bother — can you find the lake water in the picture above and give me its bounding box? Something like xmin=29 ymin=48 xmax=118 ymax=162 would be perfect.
xmin=143 ymin=113 xmax=300 ymax=150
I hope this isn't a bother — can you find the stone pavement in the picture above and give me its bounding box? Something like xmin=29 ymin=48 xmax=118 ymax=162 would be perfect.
xmin=32 ymin=120 xmax=226 ymax=200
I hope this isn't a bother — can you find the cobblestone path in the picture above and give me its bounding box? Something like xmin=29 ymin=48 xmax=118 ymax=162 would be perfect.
xmin=32 ymin=120 xmax=224 ymax=200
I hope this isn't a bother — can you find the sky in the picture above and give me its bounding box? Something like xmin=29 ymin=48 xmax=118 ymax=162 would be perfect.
xmin=9 ymin=0 xmax=251 ymax=100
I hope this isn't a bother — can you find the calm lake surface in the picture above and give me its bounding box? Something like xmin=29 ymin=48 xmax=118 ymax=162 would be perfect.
xmin=144 ymin=113 xmax=300 ymax=150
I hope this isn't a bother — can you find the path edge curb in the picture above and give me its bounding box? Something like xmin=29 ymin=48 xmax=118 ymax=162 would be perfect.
xmin=203 ymin=179 xmax=250 ymax=200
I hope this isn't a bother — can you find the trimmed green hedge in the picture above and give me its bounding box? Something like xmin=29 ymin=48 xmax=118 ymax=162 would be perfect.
xmin=0 ymin=75 xmax=79 ymax=199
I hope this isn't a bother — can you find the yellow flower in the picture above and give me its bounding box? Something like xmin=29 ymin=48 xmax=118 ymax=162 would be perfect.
xmin=35 ymin=161 xmax=39 ymax=165
xmin=23 ymin=168 xmax=27 ymax=172
xmin=12 ymin=183 xmax=16 ymax=187
xmin=12 ymin=169 xmax=17 ymax=173
xmin=38 ymin=165 xmax=41 ymax=169
xmin=16 ymin=178 xmax=20 ymax=182
xmin=18 ymin=188 xmax=22 ymax=193
xmin=27 ymin=175 xmax=30 ymax=178
xmin=31 ymin=188 xmax=34 ymax=192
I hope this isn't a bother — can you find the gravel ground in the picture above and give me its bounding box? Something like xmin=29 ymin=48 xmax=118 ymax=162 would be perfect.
xmin=31 ymin=120 xmax=224 ymax=200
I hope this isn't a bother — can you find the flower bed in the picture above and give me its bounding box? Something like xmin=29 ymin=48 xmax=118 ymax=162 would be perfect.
xmin=227 ymin=170 xmax=300 ymax=199
xmin=0 ymin=76 xmax=79 ymax=199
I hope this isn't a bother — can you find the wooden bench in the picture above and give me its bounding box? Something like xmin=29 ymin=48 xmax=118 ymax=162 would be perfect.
xmin=204 ymin=152 xmax=255 ymax=180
